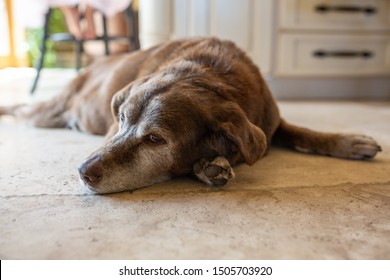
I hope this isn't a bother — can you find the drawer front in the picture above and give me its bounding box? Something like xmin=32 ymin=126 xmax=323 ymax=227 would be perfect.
xmin=279 ymin=0 xmax=390 ymax=30
xmin=276 ymin=34 xmax=390 ymax=76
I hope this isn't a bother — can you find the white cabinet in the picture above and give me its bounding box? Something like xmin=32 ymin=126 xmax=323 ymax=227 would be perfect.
xmin=139 ymin=0 xmax=390 ymax=99
xmin=279 ymin=0 xmax=390 ymax=31
xmin=138 ymin=0 xmax=172 ymax=48
xmin=139 ymin=0 xmax=274 ymax=74
xmin=276 ymin=0 xmax=390 ymax=77
xmin=277 ymin=34 xmax=390 ymax=76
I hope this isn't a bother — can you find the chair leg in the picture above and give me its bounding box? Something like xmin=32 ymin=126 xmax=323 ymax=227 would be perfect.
xmin=126 ymin=3 xmax=140 ymax=51
xmin=30 ymin=8 xmax=52 ymax=94
xmin=76 ymin=40 xmax=83 ymax=71
xmin=102 ymin=15 xmax=110 ymax=55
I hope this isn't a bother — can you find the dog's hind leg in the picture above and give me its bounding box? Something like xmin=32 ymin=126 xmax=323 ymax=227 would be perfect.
xmin=273 ymin=119 xmax=382 ymax=160
xmin=0 ymin=101 xmax=69 ymax=128
xmin=0 ymin=72 xmax=87 ymax=128
xmin=193 ymin=156 xmax=235 ymax=187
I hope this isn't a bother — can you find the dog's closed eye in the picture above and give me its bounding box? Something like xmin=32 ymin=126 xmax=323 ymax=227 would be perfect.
xmin=119 ymin=113 xmax=125 ymax=123
xmin=145 ymin=134 xmax=166 ymax=145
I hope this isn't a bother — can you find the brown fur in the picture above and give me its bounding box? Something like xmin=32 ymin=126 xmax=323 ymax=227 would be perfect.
xmin=0 ymin=37 xmax=381 ymax=193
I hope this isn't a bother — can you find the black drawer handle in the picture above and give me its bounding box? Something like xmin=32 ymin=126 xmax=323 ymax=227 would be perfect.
xmin=313 ymin=50 xmax=374 ymax=59
xmin=315 ymin=4 xmax=377 ymax=15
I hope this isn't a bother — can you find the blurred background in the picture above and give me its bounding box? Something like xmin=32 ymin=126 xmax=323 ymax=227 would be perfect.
xmin=0 ymin=0 xmax=138 ymax=68
xmin=0 ymin=0 xmax=389 ymax=99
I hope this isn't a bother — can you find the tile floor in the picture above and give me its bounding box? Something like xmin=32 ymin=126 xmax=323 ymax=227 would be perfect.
xmin=0 ymin=68 xmax=389 ymax=259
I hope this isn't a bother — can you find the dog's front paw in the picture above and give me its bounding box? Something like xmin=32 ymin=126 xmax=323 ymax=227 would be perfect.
xmin=193 ymin=156 xmax=235 ymax=187
xmin=334 ymin=134 xmax=382 ymax=160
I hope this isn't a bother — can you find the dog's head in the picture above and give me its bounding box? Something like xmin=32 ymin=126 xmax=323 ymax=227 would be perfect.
xmin=78 ymin=73 xmax=267 ymax=194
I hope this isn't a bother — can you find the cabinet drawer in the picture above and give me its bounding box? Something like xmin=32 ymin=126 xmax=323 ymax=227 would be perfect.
xmin=279 ymin=0 xmax=390 ymax=30
xmin=276 ymin=34 xmax=390 ymax=76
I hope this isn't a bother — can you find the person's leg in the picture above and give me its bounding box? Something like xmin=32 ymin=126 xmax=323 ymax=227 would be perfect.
xmin=83 ymin=4 xmax=96 ymax=39
xmin=59 ymin=5 xmax=82 ymax=39
xmin=107 ymin=12 xmax=129 ymax=53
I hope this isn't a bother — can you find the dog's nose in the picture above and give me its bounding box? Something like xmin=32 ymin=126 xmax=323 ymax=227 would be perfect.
xmin=78 ymin=155 xmax=104 ymax=187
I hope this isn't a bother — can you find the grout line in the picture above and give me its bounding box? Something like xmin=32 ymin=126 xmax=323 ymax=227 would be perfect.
xmin=1 ymin=181 xmax=389 ymax=199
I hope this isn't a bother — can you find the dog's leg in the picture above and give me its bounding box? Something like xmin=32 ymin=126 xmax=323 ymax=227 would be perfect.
xmin=193 ymin=156 xmax=235 ymax=187
xmin=0 ymin=72 xmax=87 ymax=128
xmin=0 ymin=102 xmax=68 ymax=128
xmin=273 ymin=119 xmax=382 ymax=160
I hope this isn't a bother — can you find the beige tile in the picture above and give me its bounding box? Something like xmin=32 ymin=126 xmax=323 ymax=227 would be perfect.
xmin=0 ymin=69 xmax=389 ymax=259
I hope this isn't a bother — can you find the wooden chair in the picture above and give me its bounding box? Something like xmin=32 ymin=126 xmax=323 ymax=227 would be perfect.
xmin=30 ymin=3 xmax=139 ymax=94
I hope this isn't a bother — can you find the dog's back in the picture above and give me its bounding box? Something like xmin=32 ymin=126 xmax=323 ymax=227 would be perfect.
xmin=137 ymin=38 xmax=281 ymax=138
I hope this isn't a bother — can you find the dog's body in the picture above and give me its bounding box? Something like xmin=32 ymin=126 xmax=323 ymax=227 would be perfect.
xmin=0 ymin=37 xmax=381 ymax=193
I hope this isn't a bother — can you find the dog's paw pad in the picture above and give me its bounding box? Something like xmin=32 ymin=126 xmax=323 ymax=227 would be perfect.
xmin=335 ymin=134 xmax=382 ymax=160
xmin=193 ymin=156 xmax=234 ymax=187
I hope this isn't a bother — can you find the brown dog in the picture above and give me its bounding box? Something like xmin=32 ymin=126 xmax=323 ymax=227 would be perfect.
xmin=0 ymin=37 xmax=382 ymax=194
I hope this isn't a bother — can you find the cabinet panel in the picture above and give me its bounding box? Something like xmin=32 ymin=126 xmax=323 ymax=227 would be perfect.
xmin=139 ymin=0 xmax=172 ymax=48
xmin=276 ymin=34 xmax=390 ymax=76
xmin=190 ymin=0 xmax=210 ymax=36
xmin=210 ymin=0 xmax=253 ymax=51
xmin=279 ymin=0 xmax=390 ymax=30
xmin=140 ymin=0 xmax=273 ymax=74
xmin=173 ymin=0 xmax=210 ymax=38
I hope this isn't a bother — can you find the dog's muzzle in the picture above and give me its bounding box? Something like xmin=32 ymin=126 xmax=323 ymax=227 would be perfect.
xmin=78 ymin=155 xmax=104 ymax=189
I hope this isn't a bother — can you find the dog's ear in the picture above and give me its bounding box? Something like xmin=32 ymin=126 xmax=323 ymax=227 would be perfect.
xmin=205 ymin=102 xmax=267 ymax=165
xmin=111 ymin=87 xmax=131 ymax=120
xmin=111 ymin=77 xmax=151 ymax=120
